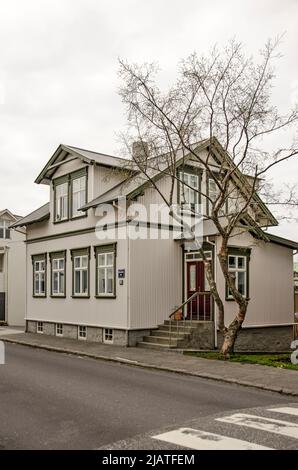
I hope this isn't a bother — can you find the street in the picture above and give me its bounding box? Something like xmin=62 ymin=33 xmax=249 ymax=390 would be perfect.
xmin=0 ymin=343 xmax=296 ymax=450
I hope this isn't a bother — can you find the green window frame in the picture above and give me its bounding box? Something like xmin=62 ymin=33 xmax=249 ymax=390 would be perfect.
xmin=0 ymin=220 xmax=11 ymax=239
xmin=207 ymin=175 xmax=228 ymax=217
xmin=53 ymin=167 xmax=88 ymax=224
xmin=226 ymin=247 xmax=251 ymax=301
xmin=178 ymin=165 xmax=202 ymax=210
xmin=94 ymin=244 xmax=117 ymax=298
xmin=49 ymin=251 xmax=67 ymax=297
xmin=32 ymin=253 xmax=47 ymax=298
xmin=70 ymin=169 xmax=88 ymax=219
xmin=71 ymin=247 xmax=90 ymax=298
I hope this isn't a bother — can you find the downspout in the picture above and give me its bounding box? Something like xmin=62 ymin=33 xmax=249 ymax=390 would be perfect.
xmin=206 ymin=236 xmax=217 ymax=348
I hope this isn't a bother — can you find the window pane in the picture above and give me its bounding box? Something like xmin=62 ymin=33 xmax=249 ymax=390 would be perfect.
xmin=59 ymin=259 xmax=64 ymax=270
xmin=40 ymin=275 xmax=45 ymax=294
xmin=0 ymin=228 xmax=3 ymax=238
xmin=82 ymin=256 xmax=88 ymax=268
xmin=98 ymin=268 xmax=105 ymax=294
xmin=107 ymin=267 xmax=114 ymax=294
xmin=238 ymin=271 xmax=246 ymax=296
xmin=106 ymin=253 xmax=114 ymax=265
xmin=82 ymin=270 xmax=88 ymax=293
xmin=189 ymin=265 xmax=196 ymax=291
xmin=59 ymin=272 xmax=65 ymax=294
xmin=53 ymin=272 xmax=59 ymax=293
xmin=74 ymin=257 xmax=81 ymax=268
xmin=237 ymin=257 xmax=245 ymax=269
xmin=75 ymin=270 xmax=81 ymax=293
xmin=228 ymin=256 xmax=236 ymax=269
xmin=53 ymin=259 xmax=59 ymax=270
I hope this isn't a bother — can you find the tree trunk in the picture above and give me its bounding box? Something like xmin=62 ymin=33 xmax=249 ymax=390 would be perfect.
xmin=220 ymin=305 xmax=247 ymax=357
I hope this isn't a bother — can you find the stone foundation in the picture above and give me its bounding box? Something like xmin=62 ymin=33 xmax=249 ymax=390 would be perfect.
xmin=217 ymin=325 xmax=294 ymax=353
xmin=25 ymin=320 xmax=150 ymax=347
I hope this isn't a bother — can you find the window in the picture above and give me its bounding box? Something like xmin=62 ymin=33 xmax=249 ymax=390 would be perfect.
xmin=72 ymin=175 xmax=86 ymax=218
xmin=56 ymin=323 xmax=63 ymax=336
xmin=208 ymin=177 xmax=227 ymax=216
xmin=78 ymin=325 xmax=87 ymax=340
xmin=55 ymin=182 xmax=68 ymax=221
xmin=71 ymin=248 xmax=90 ymax=297
xmin=32 ymin=255 xmax=46 ymax=297
xmin=37 ymin=322 xmax=43 ymax=333
xmin=50 ymin=252 xmax=66 ymax=296
xmin=227 ymin=250 xmax=250 ymax=299
xmin=104 ymin=328 xmax=113 ymax=343
xmin=0 ymin=220 xmax=10 ymax=239
xmin=95 ymin=244 xmax=116 ymax=297
xmin=179 ymin=171 xmax=199 ymax=207
xmin=0 ymin=254 xmax=3 ymax=272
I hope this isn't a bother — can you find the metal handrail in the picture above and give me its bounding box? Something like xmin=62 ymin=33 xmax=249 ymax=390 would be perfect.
xmin=168 ymin=290 xmax=213 ymax=347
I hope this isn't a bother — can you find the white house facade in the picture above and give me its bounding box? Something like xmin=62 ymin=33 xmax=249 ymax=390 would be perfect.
xmin=11 ymin=141 xmax=298 ymax=351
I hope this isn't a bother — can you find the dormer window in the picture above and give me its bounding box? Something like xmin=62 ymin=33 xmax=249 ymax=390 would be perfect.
xmin=55 ymin=182 xmax=68 ymax=222
xmin=178 ymin=168 xmax=200 ymax=208
xmin=0 ymin=220 xmax=11 ymax=239
xmin=72 ymin=175 xmax=87 ymax=218
xmin=53 ymin=168 xmax=87 ymax=223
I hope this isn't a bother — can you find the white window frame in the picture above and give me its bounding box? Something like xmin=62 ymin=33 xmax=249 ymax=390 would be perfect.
xmin=72 ymin=175 xmax=86 ymax=218
xmin=97 ymin=252 xmax=115 ymax=297
xmin=37 ymin=321 xmax=43 ymax=334
xmin=78 ymin=325 xmax=87 ymax=340
xmin=179 ymin=171 xmax=199 ymax=206
xmin=103 ymin=328 xmax=113 ymax=344
xmin=228 ymin=255 xmax=247 ymax=299
xmin=55 ymin=182 xmax=68 ymax=222
xmin=51 ymin=257 xmax=65 ymax=296
xmin=56 ymin=323 xmax=63 ymax=337
xmin=73 ymin=255 xmax=89 ymax=296
xmin=34 ymin=259 xmax=46 ymax=296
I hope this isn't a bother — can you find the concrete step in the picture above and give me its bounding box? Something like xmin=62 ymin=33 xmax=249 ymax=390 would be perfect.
xmin=151 ymin=330 xmax=191 ymax=338
xmin=158 ymin=325 xmax=196 ymax=333
xmin=142 ymin=335 xmax=180 ymax=345
xmin=164 ymin=319 xmax=212 ymax=326
xmin=137 ymin=341 xmax=177 ymax=350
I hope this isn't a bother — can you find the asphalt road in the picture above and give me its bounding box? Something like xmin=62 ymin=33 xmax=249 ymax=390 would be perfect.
xmin=0 ymin=343 xmax=294 ymax=450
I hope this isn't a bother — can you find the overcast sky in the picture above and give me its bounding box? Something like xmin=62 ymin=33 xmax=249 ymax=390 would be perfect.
xmin=0 ymin=0 xmax=297 ymax=239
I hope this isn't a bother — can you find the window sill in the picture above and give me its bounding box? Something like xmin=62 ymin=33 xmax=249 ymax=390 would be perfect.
xmin=226 ymin=297 xmax=250 ymax=302
xmin=53 ymin=218 xmax=69 ymax=224
xmin=71 ymin=295 xmax=90 ymax=299
xmin=33 ymin=295 xmax=46 ymax=298
xmin=50 ymin=295 xmax=66 ymax=299
xmin=70 ymin=213 xmax=87 ymax=221
xmin=95 ymin=295 xmax=116 ymax=299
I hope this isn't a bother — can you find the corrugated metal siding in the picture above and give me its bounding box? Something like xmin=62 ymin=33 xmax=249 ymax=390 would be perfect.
xmin=129 ymin=238 xmax=182 ymax=329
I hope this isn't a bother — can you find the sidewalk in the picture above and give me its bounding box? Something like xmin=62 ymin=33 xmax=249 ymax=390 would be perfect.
xmin=1 ymin=331 xmax=298 ymax=397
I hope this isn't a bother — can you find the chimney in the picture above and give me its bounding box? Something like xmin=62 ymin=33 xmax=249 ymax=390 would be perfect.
xmin=132 ymin=141 xmax=149 ymax=162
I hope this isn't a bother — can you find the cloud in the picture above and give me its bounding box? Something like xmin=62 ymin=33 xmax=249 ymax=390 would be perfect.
xmin=0 ymin=0 xmax=297 ymax=239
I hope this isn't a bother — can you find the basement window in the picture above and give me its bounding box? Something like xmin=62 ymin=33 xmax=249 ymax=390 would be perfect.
xmin=78 ymin=325 xmax=87 ymax=340
xmin=56 ymin=323 xmax=63 ymax=337
xmin=37 ymin=322 xmax=43 ymax=334
xmin=103 ymin=328 xmax=113 ymax=344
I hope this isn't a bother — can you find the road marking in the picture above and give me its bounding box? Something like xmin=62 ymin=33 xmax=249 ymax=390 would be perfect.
xmin=152 ymin=427 xmax=272 ymax=450
xmin=268 ymin=407 xmax=298 ymax=417
xmin=217 ymin=413 xmax=298 ymax=439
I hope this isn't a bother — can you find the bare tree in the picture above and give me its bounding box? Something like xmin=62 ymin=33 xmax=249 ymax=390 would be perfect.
xmin=118 ymin=38 xmax=298 ymax=356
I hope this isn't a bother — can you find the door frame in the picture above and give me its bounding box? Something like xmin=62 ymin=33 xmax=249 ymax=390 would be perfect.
xmin=183 ymin=249 xmax=214 ymax=317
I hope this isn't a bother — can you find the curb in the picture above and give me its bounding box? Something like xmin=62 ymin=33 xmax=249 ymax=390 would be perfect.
xmin=2 ymin=337 xmax=298 ymax=398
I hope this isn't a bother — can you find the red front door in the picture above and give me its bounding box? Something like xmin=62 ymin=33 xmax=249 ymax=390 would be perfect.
xmin=186 ymin=261 xmax=211 ymax=320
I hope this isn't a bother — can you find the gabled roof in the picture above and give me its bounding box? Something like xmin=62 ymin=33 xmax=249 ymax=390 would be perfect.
xmin=35 ymin=144 xmax=133 ymax=185
xmin=10 ymin=203 xmax=50 ymax=228
xmin=264 ymin=233 xmax=298 ymax=250
xmin=81 ymin=137 xmax=278 ymax=227
xmin=0 ymin=209 xmax=19 ymax=221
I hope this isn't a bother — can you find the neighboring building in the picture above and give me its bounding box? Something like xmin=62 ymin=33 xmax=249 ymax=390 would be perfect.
xmin=294 ymin=261 xmax=298 ymax=292
xmin=11 ymin=140 xmax=298 ymax=350
xmin=0 ymin=209 xmax=26 ymax=326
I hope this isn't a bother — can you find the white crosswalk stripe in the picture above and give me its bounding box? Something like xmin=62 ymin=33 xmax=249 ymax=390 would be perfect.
xmin=216 ymin=413 xmax=298 ymax=439
xmin=268 ymin=407 xmax=298 ymax=417
xmin=152 ymin=428 xmax=272 ymax=450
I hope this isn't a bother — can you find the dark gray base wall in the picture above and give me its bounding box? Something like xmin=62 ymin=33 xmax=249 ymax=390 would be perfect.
xmin=26 ymin=320 xmax=151 ymax=347
xmin=217 ymin=325 xmax=294 ymax=353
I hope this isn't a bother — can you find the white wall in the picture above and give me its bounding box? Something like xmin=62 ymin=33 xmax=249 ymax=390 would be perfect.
xmin=215 ymin=232 xmax=294 ymax=327
xmin=26 ymin=229 xmax=129 ymax=329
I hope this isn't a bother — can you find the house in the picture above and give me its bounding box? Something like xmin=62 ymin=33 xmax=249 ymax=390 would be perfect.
xmin=0 ymin=209 xmax=26 ymax=326
xmin=11 ymin=140 xmax=298 ymax=351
